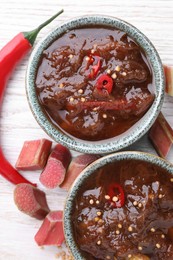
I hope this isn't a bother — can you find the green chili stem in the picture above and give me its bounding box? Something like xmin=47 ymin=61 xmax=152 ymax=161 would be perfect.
xmin=23 ymin=9 xmax=64 ymax=45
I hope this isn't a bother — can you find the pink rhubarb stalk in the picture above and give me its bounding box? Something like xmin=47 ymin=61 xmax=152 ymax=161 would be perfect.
xmin=14 ymin=183 xmax=50 ymax=220
xmin=60 ymin=154 xmax=100 ymax=190
xmin=164 ymin=64 xmax=173 ymax=96
xmin=34 ymin=210 xmax=64 ymax=246
xmin=149 ymin=112 xmax=173 ymax=158
xmin=15 ymin=139 xmax=52 ymax=170
xmin=40 ymin=144 xmax=71 ymax=189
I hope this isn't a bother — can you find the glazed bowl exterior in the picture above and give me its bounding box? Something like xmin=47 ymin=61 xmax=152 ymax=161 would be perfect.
xmin=26 ymin=15 xmax=165 ymax=154
xmin=63 ymin=151 xmax=173 ymax=259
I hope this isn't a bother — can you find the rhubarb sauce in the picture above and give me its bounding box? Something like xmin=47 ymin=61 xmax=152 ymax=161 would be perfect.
xmin=35 ymin=27 xmax=154 ymax=141
xmin=71 ymin=160 xmax=173 ymax=259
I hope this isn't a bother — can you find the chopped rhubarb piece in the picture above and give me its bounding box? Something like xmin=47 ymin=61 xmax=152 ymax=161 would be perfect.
xmin=14 ymin=183 xmax=50 ymax=220
xmin=60 ymin=154 xmax=100 ymax=190
xmin=164 ymin=65 xmax=173 ymax=96
xmin=34 ymin=211 xmax=64 ymax=246
xmin=149 ymin=113 xmax=173 ymax=158
xmin=39 ymin=144 xmax=71 ymax=189
xmin=15 ymin=139 xmax=52 ymax=170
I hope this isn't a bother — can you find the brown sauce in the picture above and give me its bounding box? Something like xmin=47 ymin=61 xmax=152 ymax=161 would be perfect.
xmin=35 ymin=27 xmax=154 ymax=141
xmin=72 ymin=160 xmax=173 ymax=259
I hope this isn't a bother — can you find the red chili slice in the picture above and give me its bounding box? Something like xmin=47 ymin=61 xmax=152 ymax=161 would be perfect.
xmin=87 ymin=54 xmax=101 ymax=78
xmin=107 ymin=183 xmax=125 ymax=208
xmin=96 ymin=74 xmax=113 ymax=94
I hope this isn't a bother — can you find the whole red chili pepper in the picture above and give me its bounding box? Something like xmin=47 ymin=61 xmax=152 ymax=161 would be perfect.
xmin=108 ymin=183 xmax=125 ymax=208
xmin=0 ymin=9 xmax=63 ymax=186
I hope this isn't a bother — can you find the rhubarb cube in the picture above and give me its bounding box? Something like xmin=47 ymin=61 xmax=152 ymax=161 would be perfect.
xmin=39 ymin=144 xmax=71 ymax=189
xmin=35 ymin=211 xmax=64 ymax=246
xmin=14 ymin=183 xmax=50 ymax=220
xmin=15 ymin=139 xmax=52 ymax=170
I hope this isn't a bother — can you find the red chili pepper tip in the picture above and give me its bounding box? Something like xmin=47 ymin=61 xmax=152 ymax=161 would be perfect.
xmin=96 ymin=74 xmax=113 ymax=94
xmin=107 ymin=183 xmax=125 ymax=208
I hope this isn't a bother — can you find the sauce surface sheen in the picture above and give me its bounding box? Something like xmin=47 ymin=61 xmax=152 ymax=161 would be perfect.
xmin=35 ymin=26 xmax=154 ymax=141
xmin=72 ymin=160 xmax=173 ymax=260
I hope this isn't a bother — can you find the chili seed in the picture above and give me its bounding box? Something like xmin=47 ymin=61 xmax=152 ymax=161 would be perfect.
xmin=161 ymin=234 xmax=165 ymax=238
xmin=138 ymin=203 xmax=142 ymax=208
xmin=97 ymin=211 xmax=102 ymax=216
xmin=81 ymin=97 xmax=86 ymax=102
xmin=133 ymin=201 xmax=138 ymax=206
xmin=105 ymin=195 xmax=110 ymax=200
xmin=122 ymin=72 xmax=127 ymax=76
xmin=158 ymin=194 xmax=163 ymax=199
xmin=94 ymin=217 xmax=99 ymax=222
xmin=116 ymin=230 xmax=120 ymax=235
xmin=118 ymin=223 xmax=122 ymax=229
xmin=106 ymin=69 xmax=111 ymax=74
xmin=156 ymin=243 xmax=161 ymax=249
xmin=128 ymin=226 xmax=133 ymax=232
xmin=69 ymin=97 xmax=74 ymax=102
xmin=96 ymin=200 xmax=100 ymax=204
xmin=170 ymin=178 xmax=173 ymax=182
xmin=98 ymin=219 xmax=104 ymax=224
xmin=78 ymin=89 xmax=83 ymax=94
xmin=91 ymin=49 xmax=95 ymax=54
xmin=86 ymin=56 xmax=90 ymax=61
xmin=89 ymin=199 xmax=94 ymax=205
xmin=106 ymin=256 xmax=111 ymax=259
xmin=96 ymin=240 xmax=101 ymax=245
xmin=112 ymin=196 xmax=119 ymax=202
xmin=128 ymin=255 xmax=132 ymax=259
xmin=115 ymin=65 xmax=121 ymax=72
xmin=138 ymin=246 xmax=143 ymax=251
xmin=111 ymin=73 xmax=117 ymax=79
xmin=69 ymin=54 xmax=73 ymax=59
xmin=150 ymin=228 xmax=155 ymax=232
xmin=102 ymin=114 xmax=107 ymax=119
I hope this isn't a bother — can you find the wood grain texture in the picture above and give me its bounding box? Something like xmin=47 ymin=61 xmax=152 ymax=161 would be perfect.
xmin=0 ymin=0 xmax=173 ymax=259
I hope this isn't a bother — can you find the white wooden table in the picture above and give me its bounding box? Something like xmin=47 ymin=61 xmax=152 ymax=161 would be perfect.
xmin=0 ymin=0 xmax=173 ymax=259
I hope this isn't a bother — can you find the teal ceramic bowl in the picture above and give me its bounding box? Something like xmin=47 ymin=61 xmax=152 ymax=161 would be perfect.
xmin=63 ymin=151 xmax=173 ymax=259
xmin=26 ymin=15 xmax=165 ymax=154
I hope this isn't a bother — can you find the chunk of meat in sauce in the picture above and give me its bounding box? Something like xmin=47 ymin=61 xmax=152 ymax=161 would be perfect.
xmin=66 ymin=91 xmax=154 ymax=116
xmin=62 ymin=91 xmax=154 ymax=139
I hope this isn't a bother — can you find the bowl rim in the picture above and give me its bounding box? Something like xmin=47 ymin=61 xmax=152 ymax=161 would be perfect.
xmin=63 ymin=151 xmax=173 ymax=259
xmin=26 ymin=14 xmax=165 ymax=154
